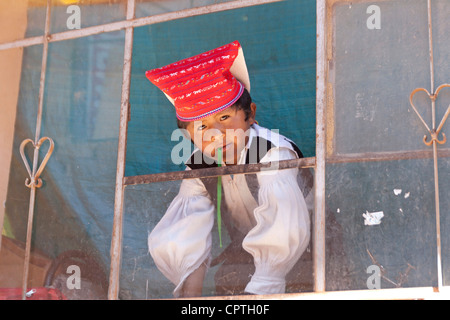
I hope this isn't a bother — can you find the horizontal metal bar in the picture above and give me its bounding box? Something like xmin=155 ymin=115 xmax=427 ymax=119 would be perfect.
xmin=0 ymin=36 xmax=45 ymax=50
xmin=0 ymin=0 xmax=283 ymax=51
xmin=328 ymin=148 xmax=450 ymax=164
xmin=123 ymin=157 xmax=316 ymax=186
xmin=123 ymin=147 xmax=450 ymax=186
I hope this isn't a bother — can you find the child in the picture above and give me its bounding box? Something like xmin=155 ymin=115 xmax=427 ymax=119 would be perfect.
xmin=146 ymin=41 xmax=312 ymax=297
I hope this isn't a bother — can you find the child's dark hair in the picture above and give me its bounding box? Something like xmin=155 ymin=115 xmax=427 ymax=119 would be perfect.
xmin=177 ymin=88 xmax=252 ymax=129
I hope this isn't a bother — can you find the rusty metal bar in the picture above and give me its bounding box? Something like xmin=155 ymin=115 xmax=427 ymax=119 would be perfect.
xmin=426 ymin=0 xmax=443 ymax=291
xmin=0 ymin=36 xmax=44 ymax=51
xmin=314 ymin=0 xmax=327 ymax=293
xmin=427 ymin=0 xmax=435 ymax=102
xmin=432 ymin=126 xmax=443 ymax=291
xmin=20 ymin=0 xmax=53 ymax=300
xmin=327 ymin=148 xmax=450 ymax=164
xmin=407 ymin=0 xmax=450 ymax=292
xmin=124 ymin=157 xmax=316 ymax=186
xmin=108 ymin=0 xmax=135 ymax=301
xmin=0 ymin=0 xmax=283 ymax=51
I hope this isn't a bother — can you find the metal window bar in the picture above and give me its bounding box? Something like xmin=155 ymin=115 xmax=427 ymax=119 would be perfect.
xmin=407 ymin=0 xmax=450 ymax=292
xmin=108 ymin=0 xmax=136 ymax=301
xmin=315 ymin=0 xmax=327 ymax=293
xmin=327 ymin=149 xmax=450 ymax=164
xmin=123 ymin=157 xmax=316 ymax=186
xmin=18 ymin=0 xmax=54 ymax=300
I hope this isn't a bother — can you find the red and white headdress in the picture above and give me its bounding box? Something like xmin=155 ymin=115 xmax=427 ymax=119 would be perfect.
xmin=145 ymin=41 xmax=250 ymax=122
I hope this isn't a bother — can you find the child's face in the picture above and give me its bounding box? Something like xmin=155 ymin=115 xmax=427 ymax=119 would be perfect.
xmin=186 ymin=103 xmax=256 ymax=165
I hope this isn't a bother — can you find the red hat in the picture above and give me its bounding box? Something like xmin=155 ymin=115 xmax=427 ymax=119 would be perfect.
xmin=145 ymin=41 xmax=250 ymax=122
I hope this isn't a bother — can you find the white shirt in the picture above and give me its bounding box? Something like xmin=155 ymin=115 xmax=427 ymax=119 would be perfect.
xmin=148 ymin=125 xmax=311 ymax=296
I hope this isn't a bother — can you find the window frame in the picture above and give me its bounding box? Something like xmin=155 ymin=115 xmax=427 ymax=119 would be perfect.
xmin=2 ymin=0 xmax=448 ymax=300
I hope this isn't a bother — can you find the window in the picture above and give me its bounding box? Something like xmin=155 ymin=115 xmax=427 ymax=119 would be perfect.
xmin=1 ymin=0 xmax=448 ymax=300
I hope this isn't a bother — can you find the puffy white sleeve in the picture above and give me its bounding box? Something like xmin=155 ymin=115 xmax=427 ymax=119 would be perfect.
xmin=242 ymin=148 xmax=311 ymax=295
xmin=148 ymin=174 xmax=214 ymax=297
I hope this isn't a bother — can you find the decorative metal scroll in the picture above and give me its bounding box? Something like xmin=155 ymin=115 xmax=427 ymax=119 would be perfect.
xmin=409 ymin=84 xmax=450 ymax=147
xmin=409 ymin=86 xmax=449 ymax=291
xmin=19 ymin=136 xmax=54 ymax=300
xmin=19 ymin=137 xmax=54 ymax=189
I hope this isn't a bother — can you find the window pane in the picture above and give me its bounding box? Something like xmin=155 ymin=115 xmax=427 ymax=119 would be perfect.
xmin=432 ymin=0 xmax=450 ymax=88
xmin=326 ymin=159 xmax=438 ymax=290
xmin=126 ymin=0 xmax=316 ymax=176
xmin=331 ymin=0 xmax=450 ymax=155
xmin=121 ymin=166 xmax=314 ymax=299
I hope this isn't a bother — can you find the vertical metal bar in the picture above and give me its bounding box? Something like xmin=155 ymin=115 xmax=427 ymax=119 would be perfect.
xmin=314 ymin=0 xmax=327 ymax=293
xmin=21 ymin=0 xmax=52 ymax=300
xmin=409 ymin=0 xmax=446 ymax=293
xmin=427 ymin=0 xmax=435 ymax=98
xmin=433 ymin=134 xmax=443 ymax=290
xmin=21 ymin=187 xmax=36 ymax=300
xmin=108 ymin=0 xmax=135 ymax=300
xmin=426 ymin=0 xmax=443 ymax=291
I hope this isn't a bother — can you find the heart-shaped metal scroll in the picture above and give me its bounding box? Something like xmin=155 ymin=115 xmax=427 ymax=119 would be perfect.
xmin=409 ymin=84 xmax=450 ymax=146
xmin=19 ymin=137 xmax=54 ymax=188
